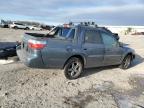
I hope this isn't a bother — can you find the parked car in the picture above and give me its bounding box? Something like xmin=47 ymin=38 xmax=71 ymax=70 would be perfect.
xmin=0 ymin=20 xmax=10 ymax=28
xmin=17 ymin=23 xmax=135 ymax=79
xmin=0 ymin=42 xmax=20 ymax=59
xmin=29 ymin=25 xmax=42 ymax=30
xmin=9 ymin=22 xmax=29 ymax=30
xmin=41 ymin=25 xmax=51 ymax=30
xmin=0 ymin=22 xmax=9 ymax=28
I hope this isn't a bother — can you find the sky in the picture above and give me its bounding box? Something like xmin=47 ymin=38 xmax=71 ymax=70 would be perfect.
xmin=0 ymin=0 xmax=144 ymax=25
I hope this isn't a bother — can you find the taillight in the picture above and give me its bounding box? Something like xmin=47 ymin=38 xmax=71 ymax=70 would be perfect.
xmin=28 ymin=39 xmax=46 ymax=50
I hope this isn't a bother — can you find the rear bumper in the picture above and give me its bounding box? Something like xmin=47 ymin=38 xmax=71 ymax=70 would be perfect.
xmin=17 ymin=46 xmax=45 ymax=68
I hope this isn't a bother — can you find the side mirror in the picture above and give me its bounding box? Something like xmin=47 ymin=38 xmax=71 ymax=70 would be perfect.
xmin=113 ymin=33 xmax=119 ymax=41
xmin=118 ymin=42 xmax=123 ymax=47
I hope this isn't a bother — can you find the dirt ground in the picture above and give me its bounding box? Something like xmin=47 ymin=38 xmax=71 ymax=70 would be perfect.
xmin=0 ymin=28 xmax=144 ymax=108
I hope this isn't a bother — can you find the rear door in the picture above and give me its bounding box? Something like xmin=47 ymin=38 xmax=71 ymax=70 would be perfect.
xmin=17 ymin=23 xmax=25 ymax=29
xmin=41 ymin=28 xmax=76 ymax=68
xmin=100 ymin=32 xmax=122 ymax=65
xmin=82 ymin=29 xmax=105 ymax=68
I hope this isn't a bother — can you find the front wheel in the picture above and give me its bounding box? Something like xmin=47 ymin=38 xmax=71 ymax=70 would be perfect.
xmin=25 ymin=27 xmax=29 ymax=30
xmin=64 ymin=57 xmax=83 ymax=80
xmin=14 ymin=26 xmax=18 ymax=29
xmin=120 ymin=55 xmax=132 ymax=69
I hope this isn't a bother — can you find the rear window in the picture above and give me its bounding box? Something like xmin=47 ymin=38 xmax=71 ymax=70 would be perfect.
xmin=61 ymin=28 xmax=70 ymax=37
xmin=54 ymin=27 xmax=74 ymax=38
xmin=66 ymin=29 xmax=75 ymax=39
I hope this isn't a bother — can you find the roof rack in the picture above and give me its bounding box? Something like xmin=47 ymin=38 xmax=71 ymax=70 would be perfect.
xmin=63 ymin=22 xmax=98 ymax=28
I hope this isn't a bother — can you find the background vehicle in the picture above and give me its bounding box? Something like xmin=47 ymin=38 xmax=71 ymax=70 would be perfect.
xmin=17 ymin=22 xmax=135 ymax=79
xmin=41 ymin=25 xmax=52 ymax=30
xmin=0 ymin=42 xmax=20 ymax=59
xmin=0 ymin=20 xmax=9 ymax=28
xmin=9 ymin=22 xmax=29 ymax=30
xmin=29 ymin=25 xmax=42 ymax=30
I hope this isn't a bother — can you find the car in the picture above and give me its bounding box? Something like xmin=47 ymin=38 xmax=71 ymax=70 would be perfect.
xmin=0 ymin=42 xmax=20 ymax=59
xmin=0 ymin=20 xmax=9 ymax=28
xmin=28 ymin=25 xmax=42 ymax=31
xmin=9 ymin=22 xmax=29 ymax=30
xmin=17 ymin=23 xmax=135 ymax=79
xmin=0 ymin=22 xmax=9 ymax=28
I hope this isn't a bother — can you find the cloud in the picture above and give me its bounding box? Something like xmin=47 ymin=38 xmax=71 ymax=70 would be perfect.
xmin=58 ymin=4 xmax=144 ymax=25
xmin=0 ymin=0 xmax=144 ymax=25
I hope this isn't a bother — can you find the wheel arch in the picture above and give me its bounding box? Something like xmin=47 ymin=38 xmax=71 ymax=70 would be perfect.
xmin=122 ymin=52 xmax=135 ymax=62
xmin=25 ymin=27 xmax=29 ymax=29
xmin=14 ymin=26 xmax=18 ymax=28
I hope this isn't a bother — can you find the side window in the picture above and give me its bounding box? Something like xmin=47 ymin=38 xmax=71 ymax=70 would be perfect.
xmin=56 ymin=28 xmax=62 ymax=36
xmin=85 ymin=30 xmax=102 ymax=44
xmin=62 ymin=28 xmax=70 ymax=37
xmin=68 ymin=29 xmax=75 ymax=39
xmin=101 ymin=32 xmax=117 ymax=47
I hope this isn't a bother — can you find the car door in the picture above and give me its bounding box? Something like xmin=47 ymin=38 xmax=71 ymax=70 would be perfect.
xmin=100 ymin=32 xmax=122 ymax=65
xmin=82 ymin=29 xmax=105 ymax=68
xmin=18 ymin=23 xmax=25 ymax=29
xmin=20 ymin=24 xmax=25 ymax=29
xmin=41 ymin=28 xmax=76 ymax=68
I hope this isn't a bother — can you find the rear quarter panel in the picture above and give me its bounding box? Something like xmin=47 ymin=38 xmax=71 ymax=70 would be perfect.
xmin=41 ymin=38 xmax=78 ymax=68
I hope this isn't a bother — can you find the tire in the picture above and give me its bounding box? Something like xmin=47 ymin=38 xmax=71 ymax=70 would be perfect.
xmin=25 ymin=27 xmax=29 ymax=30
xmin=64 ymin=57 xmax=83 ymax=80
xmin=120 ymin=55 xmax=132 ymax=69
xmin=14 ymin=26 xmax=18 ymax=29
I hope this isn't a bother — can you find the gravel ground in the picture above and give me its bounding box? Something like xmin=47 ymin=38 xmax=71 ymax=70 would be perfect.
xmin=0 ymin=28 xmax=144 ymax=108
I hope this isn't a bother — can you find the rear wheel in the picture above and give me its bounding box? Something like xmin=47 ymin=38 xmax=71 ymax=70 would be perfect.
xmin=25 ymin=27 xmax=29 ymax=30
xmin=14 ymin=26 xmax=18 ymax=29
xmin=64 ymin=57 xmax=83 ymax=80
xmin=120 ymin=55 xmax=132 ymax=69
